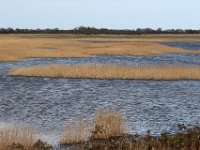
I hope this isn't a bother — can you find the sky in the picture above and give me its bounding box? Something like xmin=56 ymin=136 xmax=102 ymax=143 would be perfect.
xmin=0 ymin=0 xmax=200 ymax=29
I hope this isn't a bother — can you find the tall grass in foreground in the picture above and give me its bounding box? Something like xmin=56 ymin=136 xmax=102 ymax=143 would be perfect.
xmin=0 ymin=126 xmax=35 ymax=150
xmin=10 ymin=64 xmax=200 ymax=80
xmin=93 ymin=109 xmax=126 ymax=139
xmin=59 ymin=109 xmax=200 ymax=150
xmin=60 ymin=109 xmax=126 ymax=145
xmin=60 ymin=120 xmax=92 ymax=145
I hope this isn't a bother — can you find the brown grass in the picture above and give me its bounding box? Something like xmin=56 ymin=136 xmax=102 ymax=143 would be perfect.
xmin=60 ymin=120 xmax=91 ymax=145
xmin=10 ymin=64 xmax=200 ymax=80
xmin=59 ymin=113 xmax=200 ymax=150
xmin=80 ymin=42 xmax=188 ymax=56
xmin=0 ymin=34 xmax=199 ymax=62
xmin=93 ymin=109 xmax=126 ymax=139
xmin=60 ymin=109 xmax=126 ymax=145
xmin=0 ymin=125 xmax=35 ymax=150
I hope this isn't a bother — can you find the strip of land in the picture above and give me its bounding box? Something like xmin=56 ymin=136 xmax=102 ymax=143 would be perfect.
xmin=0 ymin=34 xmax=200 ymax=62
xmin=10 ymin=64 xmax=200 ymax=80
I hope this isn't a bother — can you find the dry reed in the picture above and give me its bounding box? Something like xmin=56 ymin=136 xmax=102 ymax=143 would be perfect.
xmin=60 ymin=109 xmax=126 ymax=145
xmin=60 ymin=120 xmax=91 ymax=145
xmin=10 ymin=64 xmax=200 ymax=80
xmin=93 ymin=109 xmax=126 ymax=139
xmin=0 ymin=35 xmax=199 ymax=62
xmin=0 ymin=125 xmax=35 ymax=150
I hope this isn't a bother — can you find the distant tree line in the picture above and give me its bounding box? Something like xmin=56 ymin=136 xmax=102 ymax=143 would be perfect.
xmin=0 ymin=26 xmax=200 ymax=34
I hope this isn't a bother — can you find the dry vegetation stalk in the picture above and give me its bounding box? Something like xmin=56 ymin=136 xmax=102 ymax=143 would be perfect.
xmin=0 ymin=125 xmax=35 ymax=150
xmin=60 ymin=120 xmax=91 ymax=145
xmin=60 ymin=109 xmax=126 ymax=145
xmin=10 ymin=64 xmax=200 ymax=80
xmin=93 ymin=109 xmax=126 ymax=139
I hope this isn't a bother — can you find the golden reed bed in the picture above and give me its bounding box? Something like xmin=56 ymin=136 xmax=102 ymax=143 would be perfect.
xmin=0 ymin=34 xmax=200 ymax=62
xmin=10 ymin=64 xmax=200 ymax=80
xmin=0 ymin=125 xmax=35 ymax=150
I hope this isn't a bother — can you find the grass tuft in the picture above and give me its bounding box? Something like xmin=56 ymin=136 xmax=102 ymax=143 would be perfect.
xmin=60 ymin=109 xmax=126 ymax=146
xmin=0 ymin=126 xmax=35 ymax=150
xmin=93 ymin=109 xmax=126 ymax=139
xmin=60 ymin=120 xmax=91 ymax=145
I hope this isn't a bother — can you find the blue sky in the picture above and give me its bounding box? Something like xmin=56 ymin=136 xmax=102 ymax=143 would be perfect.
xmin=0 ymin=0 xmax=199 ymax=29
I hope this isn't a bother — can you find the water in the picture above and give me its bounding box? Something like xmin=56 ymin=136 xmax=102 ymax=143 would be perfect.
xmin=0 ymin=42 xmax=200 ymax=148
xmin=162 ymin=42 xmax=200 ymax=51
xmin=0 ymin=76 xmax=200 ymax=147
xmin=0 ymin=53 xmax=200 ymax=76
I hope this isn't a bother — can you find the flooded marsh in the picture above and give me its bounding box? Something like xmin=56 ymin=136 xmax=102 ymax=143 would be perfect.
xmin=0 ymin=35 xmax=200 ymax=148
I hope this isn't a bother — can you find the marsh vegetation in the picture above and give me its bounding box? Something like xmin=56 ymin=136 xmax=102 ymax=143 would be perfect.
xmin=0 ymin=34 xmax=200 ymax=149
xmin=1 ymin=109 xmax=199 ymax=150
xmin=0 ymin=34 xmax=200 ymax=62
xmin=0 ymin=125 xmax=52 ymax=150
xmin=59 ymin=109 xmax=200 ymax=150
xmin=10 ymin=64 xmax=200 ymax=80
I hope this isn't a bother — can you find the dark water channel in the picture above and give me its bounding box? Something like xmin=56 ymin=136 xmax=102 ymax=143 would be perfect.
xmin=0 ymin=42 xmax=200 ymax=149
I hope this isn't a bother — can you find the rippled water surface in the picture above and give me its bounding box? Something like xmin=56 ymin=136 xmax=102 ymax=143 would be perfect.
xmin=0 ymin=42 xmax=200 ymax=148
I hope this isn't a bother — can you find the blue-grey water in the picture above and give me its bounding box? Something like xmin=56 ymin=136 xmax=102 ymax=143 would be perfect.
xmin=162 ymin=42 xmax=200 ymax=51
xmin=0 ymin=42 xmax=200 ymax=149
